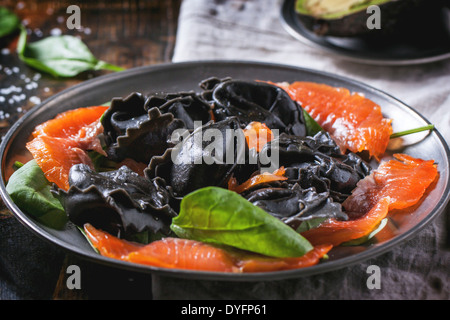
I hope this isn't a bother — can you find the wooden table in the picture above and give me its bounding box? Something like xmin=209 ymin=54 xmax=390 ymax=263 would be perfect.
xmin=0 ymin=0 xmax=182 ymax=300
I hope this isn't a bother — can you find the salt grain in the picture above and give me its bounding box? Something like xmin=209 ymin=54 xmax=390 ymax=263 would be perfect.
xmin=29 ymin=96 xmax=41 ymax=105
xmin=33 ymin=28 xmax=43 ymax=37
xmin=1 ymin=48 xmax=10 ymax=55
xmin=1 ymin=86 xmax=22 ymax=95
xmin=50 ymin=28 xmax=62 ymax=36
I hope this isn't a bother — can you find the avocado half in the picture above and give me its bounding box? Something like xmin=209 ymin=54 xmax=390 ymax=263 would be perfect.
xmin=295 ymin=0 xmax=445 ymax=38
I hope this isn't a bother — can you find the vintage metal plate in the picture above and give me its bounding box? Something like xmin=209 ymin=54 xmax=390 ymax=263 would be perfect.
xmin=1 ymin=61 xmax=449 ymax=281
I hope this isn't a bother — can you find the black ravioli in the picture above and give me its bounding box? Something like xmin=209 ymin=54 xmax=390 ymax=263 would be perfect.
xmin=105 ymin=107 xmax=186 ymax=164
xmin=56 ymin=164 xmax=177 ymax=237
xmin=204 ymin=78 xmax=307 ymax=137
xmin=244 ymin=184 xmax=346 ymax=230
xmin=145 ymin=91 xmax=213 ymax=130
xmin=261 ymin=132 xmax=370 ymax=201
xmin=101 ymin=92 xmax=148 ymax=143
xmin=147 ymin=117 xmax=257 ymax=197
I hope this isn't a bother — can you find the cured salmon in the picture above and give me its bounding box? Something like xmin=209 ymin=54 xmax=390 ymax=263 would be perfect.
xmin=342 ymin=153 xmax=438 ymax=216
xmin=276 ymin=81 xmax=393 ymax=160
xmin=301 ymin=154 xmax=438 ymax=246
xmin=228 ymin=167 xmax=287 ymax=194
xmin=84 ymin=223 xmax=332 ymax=273
xmin=26 ymin=135 xmax=94 ymax=191
xmin=301 ymin=197 xmax=390 ymax=246
xmin=26 ymin=106 xmax=108 ymax=190
xmin=32 ymin=106 xmax=108 ymax=141
xmin=243 ymin=121 xmax=274 ymax=152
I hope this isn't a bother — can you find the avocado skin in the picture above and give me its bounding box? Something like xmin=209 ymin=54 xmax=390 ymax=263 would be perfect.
xmin=296 ymin=0 xmax=446 ymax=38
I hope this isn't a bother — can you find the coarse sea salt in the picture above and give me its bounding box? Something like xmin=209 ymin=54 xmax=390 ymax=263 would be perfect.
xmin=50 ymin=28 xmax=62 ymax=36
xmin=29 ymin=96 xmax=41 ymax=105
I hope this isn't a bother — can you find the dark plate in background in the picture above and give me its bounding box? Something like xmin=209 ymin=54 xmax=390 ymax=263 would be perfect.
xmin=280 ymin=0 xmax=450 ymax=65
xmin=1 ymin=61 xmax=449 ymax=281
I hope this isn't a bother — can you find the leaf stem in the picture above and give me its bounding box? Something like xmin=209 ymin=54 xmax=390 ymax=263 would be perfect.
xmin=390 ymin=124 xmax=434 ymax=139
xmin=95 ymin=60 xmax=126 ymax=72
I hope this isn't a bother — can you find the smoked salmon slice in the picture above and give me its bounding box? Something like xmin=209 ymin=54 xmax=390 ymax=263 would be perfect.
xmin=236 ymin=244 xmax=333 ymax=272
xmin=26 ymin=135 xmax=94 ymax=191
xmin=301 ymin=154 xmax=438 ymax=246
xmin=300 ymin=197 xmax=390 ymax=247
xmin=276 ymin=81 xmax=393 ymax=160
xmin=228 ymin=167 xmax=287 ymax=194
xmin=342 ymin=153 xmax=438 ymax=216
xmin=243 ymin=121 xmax=274 ymax=152
xmin=32 ymin=106 xmax=108 ymax=140
xmin=83 ymin=223 xmax=331 ymax=273
xmin=26 ymin=106 xmax=108 ymax=190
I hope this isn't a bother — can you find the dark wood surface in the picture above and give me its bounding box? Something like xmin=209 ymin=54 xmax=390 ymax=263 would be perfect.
xmin=0 ymin=0 xmax=182 ymax=300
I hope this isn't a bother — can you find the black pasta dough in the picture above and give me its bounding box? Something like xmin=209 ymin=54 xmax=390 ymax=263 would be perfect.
xmin=244 ymin=183 xmax=346 ymax=230
xmin=204 ymin=78 xmax=307 ymax=137
xmin=147 ymin=117 xmax=258 ymax=197
xmin=55 ymin=164 xmax=177 ymax=238
xmin=144 ymin=91 xmax=213 ymax=130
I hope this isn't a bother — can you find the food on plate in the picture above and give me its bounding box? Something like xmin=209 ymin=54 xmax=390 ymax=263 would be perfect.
xmin=6 ymin=77 xmax=438 ymax=273
xmin=294 ymin=0 xmax=444 ymax=38
xmin=84 ymin=223 xmax=333 ymax=272
xmin=26 ymin=106 xmax=108 ymax=190
xmin=276 ymin=81 xmax=393 ymax=160
xmin=342 ymin=153 xmax=438 ymax=216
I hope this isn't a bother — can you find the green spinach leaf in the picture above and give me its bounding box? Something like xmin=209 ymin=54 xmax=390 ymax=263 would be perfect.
xmin=17 ymin=26 xmax=124 ymax=77
xmin=303 ymin=109 xmax=323 ymax=136
xmin=6 ymin=159 xmax=67 ymax=229
xmin=0 ymin=7 xmax=20 ymax=38
xmin=296 ymin=216 xmax=328 ymax=233
xmin=171 ymin=187 xmax=313 ymax=258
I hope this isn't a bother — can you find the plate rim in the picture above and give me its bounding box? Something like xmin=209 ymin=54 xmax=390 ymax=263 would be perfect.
xmin=1 ymin=60 xmax=449 ymax=281
xmin=279 ymin=0 xmax=450 ymax=66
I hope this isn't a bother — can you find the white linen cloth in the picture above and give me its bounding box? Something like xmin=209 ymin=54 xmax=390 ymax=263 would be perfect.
xmin=154 ymin=0 xmax=450 ymax=300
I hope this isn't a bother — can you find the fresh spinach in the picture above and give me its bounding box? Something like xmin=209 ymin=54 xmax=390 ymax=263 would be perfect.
xmin=171 ymin=187 xmax=313 ymax=258
xmin=0 ymin=7 xmax=20 ymax=38
xmin=17 ymin=26 xmax=124 ymax=77
xmin=303 ymin=109 xmax=323 ymax=136
xmin=296 ymin=217 xmax=328 ymax=233
xmin=6 ymin=159 xmax=67 ymax=229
